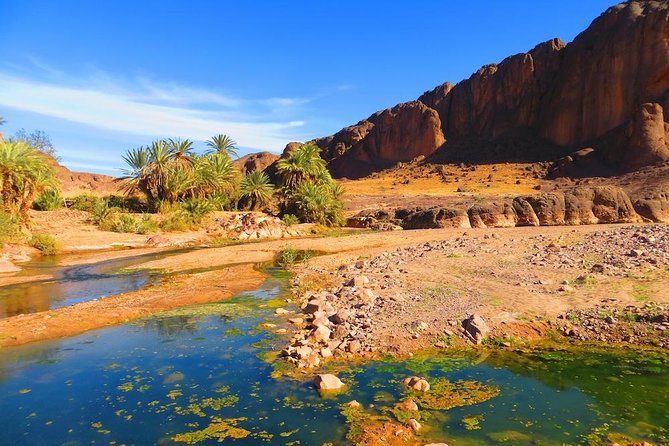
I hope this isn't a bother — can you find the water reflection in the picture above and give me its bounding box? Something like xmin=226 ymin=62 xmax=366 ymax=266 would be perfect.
xmin=0 ymin=273 xmax=666 ymax=445
xmin=0 ymin=248 xmax=194 ymax=317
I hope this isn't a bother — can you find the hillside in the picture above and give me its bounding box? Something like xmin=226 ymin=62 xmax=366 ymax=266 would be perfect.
xmin=281 ymin=0 xmax=668 ymax=179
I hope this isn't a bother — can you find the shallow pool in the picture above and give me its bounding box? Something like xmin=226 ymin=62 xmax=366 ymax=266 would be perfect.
xmin=0 ymin=269 xmax=667 ymax=445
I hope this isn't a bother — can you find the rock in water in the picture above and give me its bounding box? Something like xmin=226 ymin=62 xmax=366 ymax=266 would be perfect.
xmin=314 ymin=374 xmax=345 ymax=391
xmin=402 ymin=376 xmax=430 ymax=392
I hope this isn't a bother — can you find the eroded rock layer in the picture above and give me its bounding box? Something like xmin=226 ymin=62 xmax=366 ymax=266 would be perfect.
xmin=280 ymin=1 xmax=669 ymax=178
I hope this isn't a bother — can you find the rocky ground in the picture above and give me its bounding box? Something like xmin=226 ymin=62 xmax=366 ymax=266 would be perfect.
xmin=278 ymin=224 xmax=669 ymax=369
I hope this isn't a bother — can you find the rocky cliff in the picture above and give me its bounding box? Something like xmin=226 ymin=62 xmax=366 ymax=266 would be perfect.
xmin=283 ymin=0 xmax=669 ymax=179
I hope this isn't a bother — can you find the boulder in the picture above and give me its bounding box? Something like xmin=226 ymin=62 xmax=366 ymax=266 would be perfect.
xmin=633 ymin=190 xmax=669 ymax=223
xmin=564 ymin=187 xmax=639 ymax=225
xmin=324 ymin=102 xmax=446 ymax=178
xmin=402 ymin=376 xmax=430 ymax=392
xmin=233 ymin=151 xmax=279 ymax=174
xmin=467 ymin=202 xmax=517 ymax=228
xmin=408 ymin=418 xmax=422 ymax=431
xmin=525 ymin=192 xmax=566 ymax=226
xmin=331 ymin=309 xmax=351 ymax=324
xmin=302 ymin=299 xmax=324 ymax=314
xmin=310 ymin=325 xmax=332 ymax=343
xmin=399 ymin=206 xmax=471 ymax=229
xmin=314 ymin=374 xmax=345 ymax=391
xmin=512 ymin=197 xmax=540 ymax=226
xmin=463 ymin=314 xmax=490 ymax=343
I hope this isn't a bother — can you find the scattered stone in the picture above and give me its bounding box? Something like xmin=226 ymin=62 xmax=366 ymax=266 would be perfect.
xmin=314 ymin=374 xmax=345 ymax=391
xmin=408 ymin=418 xmax=422 ymax=431
xmin=403 ymin=376 xmax=430 ymax=392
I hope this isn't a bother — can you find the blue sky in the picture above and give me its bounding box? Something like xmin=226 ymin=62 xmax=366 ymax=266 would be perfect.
xmin=0 ymin=0 xmax=619 ymax=175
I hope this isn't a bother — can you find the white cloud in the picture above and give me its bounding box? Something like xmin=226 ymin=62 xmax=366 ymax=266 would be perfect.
xmin=0 ymin=71 xmax=308 ymax=151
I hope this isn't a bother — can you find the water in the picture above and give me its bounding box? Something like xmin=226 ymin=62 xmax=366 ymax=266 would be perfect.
xmin=0 ymin=248 xmax=193 ymax=318
xmin=0 ymin=269 xmax=667 ymax=445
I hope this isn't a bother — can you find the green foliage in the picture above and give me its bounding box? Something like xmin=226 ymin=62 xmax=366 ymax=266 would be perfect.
xmin=92 ymin=199 xmax=157 ymax=234
xmin=289 ymin=181 xmax=344 ymax=226
xmin=0 ymin=211 xmax=22 ymax=245
xmin=70 ymin=194 xmax=103 ymax=212
xmin=206 ymin=134 xmax=238 ymax=159
xmin=159 ymin=212 xmax=195 ymax=232
xmin=0 ymin=139 xmax=57 ymax=223
xmin=180 ymin=198 xmax=214 ymax=224
xmin=281 ymin=214 xmax=299 ymax=226
xmin=120 ymin=137 xmax=240 ymax=210
xmin=33 ymin=189 xmax=63 ymax=211
xmin=30 ymin=234 xmax=59 ymax=256
xmin=275 ymin=143 xmax=344 ymax=226
xmin=239 ymin=170 xmax=274 ymax=210
xmin=275 ymin=247 xmax=314 ymax=267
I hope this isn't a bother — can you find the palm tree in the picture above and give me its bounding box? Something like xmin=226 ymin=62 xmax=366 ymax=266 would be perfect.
xmin=239 ymin=170 xmax=274 ymax=210
xmin=206 ymin=134 xmax=238 ymax=159
xmin=275 ymin=143 xmax=327 ymax=188
xmin=119 ymin=146 xmax=152 ymax=200
xmin=0 ymin=139 xmax=55 ymax=225
xmin=165 ymin=138 xmax=194 ymax=167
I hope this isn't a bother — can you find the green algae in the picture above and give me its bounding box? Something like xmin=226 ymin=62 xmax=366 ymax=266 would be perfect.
xmin=172 ymin=417 xmax=250 ymax=444
xmin=462 ymin=414 xmax=484 ymax=430
xmin=409 ymin=378 xmax=500 ymax=411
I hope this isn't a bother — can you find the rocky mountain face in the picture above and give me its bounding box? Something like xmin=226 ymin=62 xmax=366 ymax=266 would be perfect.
xmin=233 ymin=151 xmax=279 ymax=175
xmin=282 ymin=1 xmax=669 ymax=179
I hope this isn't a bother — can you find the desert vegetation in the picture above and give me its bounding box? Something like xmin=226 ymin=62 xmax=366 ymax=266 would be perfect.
xmin=0 ymin=137 xmax=57 ymax=227
xmin=116 ymin=136 xmax=344 ymax=229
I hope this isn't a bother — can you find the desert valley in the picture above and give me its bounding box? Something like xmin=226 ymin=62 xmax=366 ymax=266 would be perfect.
xmin=1 ymin=1 xmax=669 ymax=445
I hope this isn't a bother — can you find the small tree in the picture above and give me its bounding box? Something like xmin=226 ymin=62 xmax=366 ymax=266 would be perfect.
xmin=206 ymin=134 xmax=238 ymax=159
xmin=276 ymin=143 xmax=344 ymax=226
xmin=13 ymin=129 xmax=56 ymax=157
xmin=0 ymin=139 xmax=56 ymax=225
xmin=239 ymin=170 xmax=274 ymax=210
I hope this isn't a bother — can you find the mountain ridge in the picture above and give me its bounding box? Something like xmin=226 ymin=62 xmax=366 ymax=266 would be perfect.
xmin=280 ymin=0 xmax=669 ymax=179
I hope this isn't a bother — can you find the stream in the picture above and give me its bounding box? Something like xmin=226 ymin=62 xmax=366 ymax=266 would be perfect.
xmin=0 ymin=260 xmax=668 ymax=445
xmin=0 ymin=248 xmax=193 ymax=318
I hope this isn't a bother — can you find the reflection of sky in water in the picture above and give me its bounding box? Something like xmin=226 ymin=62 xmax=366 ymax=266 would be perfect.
xmin=0 ymin=274 xmax=666 ymax=445
xmin=0 ymin=249 xmax=193 ymax=317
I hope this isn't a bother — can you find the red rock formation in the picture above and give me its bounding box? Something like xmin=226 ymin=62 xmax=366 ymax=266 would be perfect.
xmin=234 ymin=151 xmax=279 ymax=174
xmin=282 ymin=0 xmax=669 ymax=177
xmin=327 ymin=101 xmax=445 ymax=178
xmin=540 ymin=1 xmax=669 ymax=147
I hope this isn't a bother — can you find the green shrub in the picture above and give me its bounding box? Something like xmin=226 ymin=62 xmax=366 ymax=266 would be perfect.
xmin=275 ymin=143 xmax=344 ymax=226
xmin=30 ymin=234 xmax=59 ymax=255
xmin=137 ymin=214 xmax=158 ymax=235
xmin=70 ymin=194 xmax=103 ymax=212
xmin=33 ymin=189 xmax=63 ymax=211
xmin=281 ymin=214 xmax=299 ymax=226
xmin=92 ymin=200 xmax=156 ymax=234
xmin=208 ymin=194 xmax=236 ymax=211
xmin=180 ymin=198 xmax=214 ymax=224
xmin=105 ymin=194 xmax=126 ymax=209
xmin=91 ymin=200 xmax=115 ymax=224
xmin=277 ymin=247 xmax=298 ymax=267
xmin=0 ymin=211 xmax=22 ymax=245
xmin=160 ymin=212 xmax=194 ymax=232
xmin=112 ymin=213 xmax=139 ymax=233
xmin=275 ymin=247 xmax=314 ymax=267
